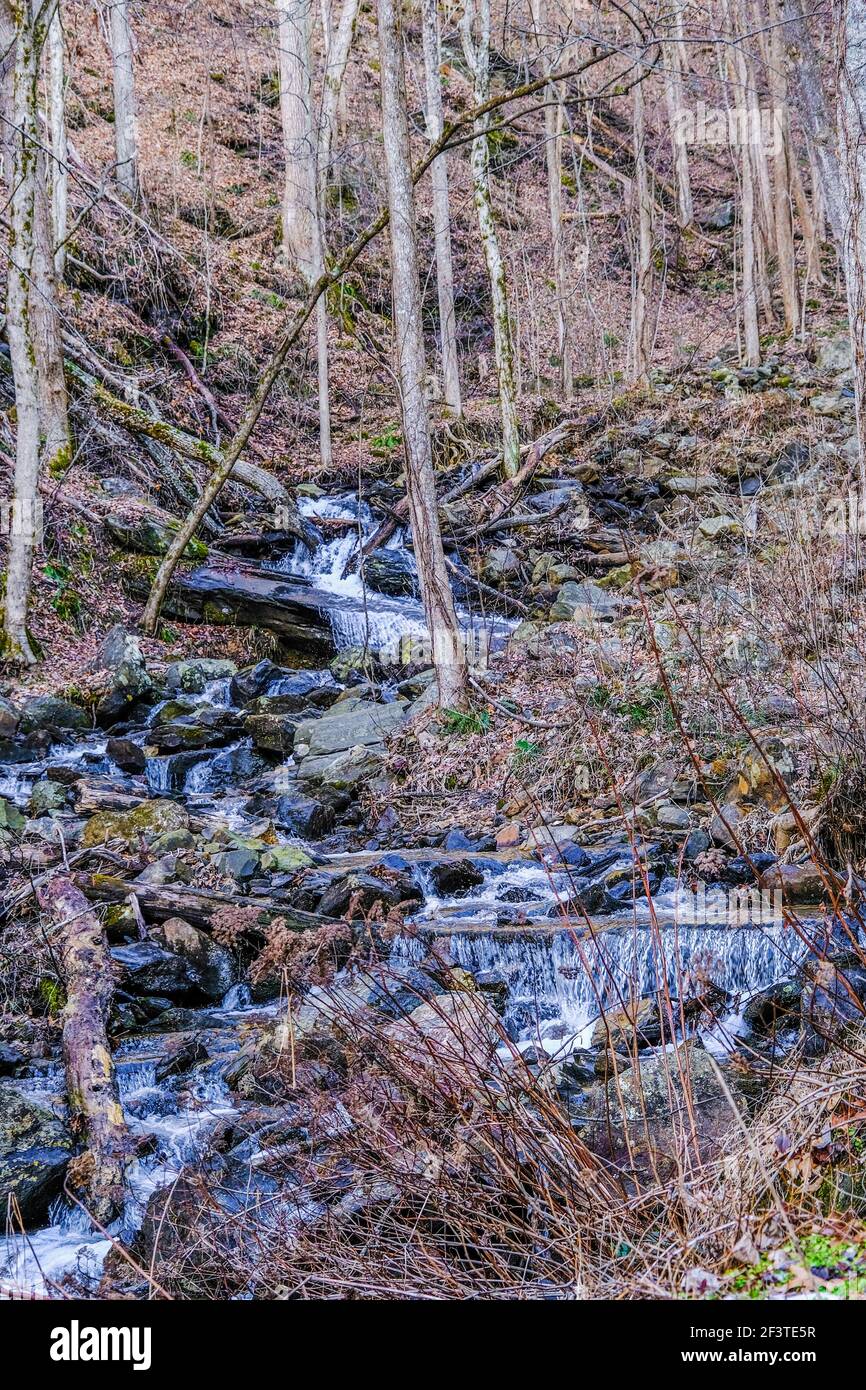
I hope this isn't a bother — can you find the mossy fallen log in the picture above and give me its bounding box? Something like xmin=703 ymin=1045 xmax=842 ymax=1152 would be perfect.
xmin=37 ymin=876 xmax=131 ymax=1225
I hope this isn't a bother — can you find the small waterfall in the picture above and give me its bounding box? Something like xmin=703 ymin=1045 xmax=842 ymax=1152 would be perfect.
xmin=393 ymin=922 xmax=817 ymax=1045
xmin=272 ymin=494 xmax=512 ymax=657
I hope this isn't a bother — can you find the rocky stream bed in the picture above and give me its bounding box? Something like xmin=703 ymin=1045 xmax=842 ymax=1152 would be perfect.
xmin=2 ymin=494 xmax=864 ymax=1297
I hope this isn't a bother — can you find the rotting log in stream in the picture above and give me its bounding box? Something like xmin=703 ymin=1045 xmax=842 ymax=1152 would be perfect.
xmin=36 ymin=876 xmax=131 ymax=1227
xmin=78 ymin=876 xmax=341 ymax=935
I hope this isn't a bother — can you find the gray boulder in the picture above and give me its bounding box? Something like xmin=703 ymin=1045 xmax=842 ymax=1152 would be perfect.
xmin=0 ymin=1086 xmax=72 ymax=1226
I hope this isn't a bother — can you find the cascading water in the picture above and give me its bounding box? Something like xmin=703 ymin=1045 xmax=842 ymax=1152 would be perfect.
xmin=272 ymin=493 xmax=513 ymax=657
xmin=393 ymin=920 xmax=816 ymax=1052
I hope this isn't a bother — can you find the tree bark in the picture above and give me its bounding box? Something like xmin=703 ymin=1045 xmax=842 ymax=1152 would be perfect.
xmin=664 ymin=0 xmax=694 ymax=228
xmin=378 ymin=0 xmax=467 ymax=707
xmin=630 ymin=74 xmax=653 ymax=380
xmin=461 ymin=0 xmax=520 ymax=477
xmin=37 ymin=876 xmax=129 ymax=1226
xmin=277 ymin=0 xmax=331 ymax=469
xmin=1 ymin=0 xmax=69 ymax=663
xmin=767 ymin=0 xmax=799 ymax=332
xmin=421 ymin=0 xmax=462 ymax=415
xmin=531 ymin=0 xmax=571 ymax=397
xmin=837 ymin=0 xmax=866 ymax=483
xmin=781 ymin=0 xmax=845 ymax=250
xmin=46 ymin=0 xmax=68 ymax=278
xmin=106 ymin=0 xmax=138 ymax=202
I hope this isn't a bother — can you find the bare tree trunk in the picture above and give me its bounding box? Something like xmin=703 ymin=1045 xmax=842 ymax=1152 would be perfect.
xmin=629 ymin=75 xmax=653 ymax=381
xmin=318 ymin=0 xmax=360 ymax=201
xmin=106 ymin=0 xmax=138 ymax=202
xmin=46 ymin=0 xmax=67 ymax=278
xmin=532 ymin=0 xmax=571 ymax=397
xmin=421 ymin=0 xmax=462 ymax=415
xmin=38 ymin=877 xmax=129 ymax=1226
xmin=461 ymin=0 xmax=520 ymax=477
xmin=837 ymin=0 xmax=866 ymax=483
xmin=277 ymin=0 xmax=331 ymax=469
xmin=664 ymin=0 xmax=693 ymax=227
xmin=1 ymin=0 xmax=69 ymax=663
xmin=781 ymin=0 xmax=844 ymax=249
xmin=378 ymin=0 xmax=467 ymax=707
xmin=767 ymin=0 xmax=799 ymax=331
xmin=724 ymin=4 xmax=761 ymax=365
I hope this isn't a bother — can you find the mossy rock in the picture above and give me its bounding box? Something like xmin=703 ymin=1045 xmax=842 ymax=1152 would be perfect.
xmin=82 ymin=798 xmax=190 ymax=848
xmin=105 ymin=512 xmax=208 ymax=561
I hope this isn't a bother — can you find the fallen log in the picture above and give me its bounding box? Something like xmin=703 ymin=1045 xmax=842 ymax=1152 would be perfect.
xmin=37 ymin=876 xmax=130 ymax=1226
xmin=79 ymin=876 xmax=340 ymax=934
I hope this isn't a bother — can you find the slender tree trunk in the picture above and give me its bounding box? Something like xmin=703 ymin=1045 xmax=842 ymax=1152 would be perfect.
xmin=277 ymin=0 xmax=331 ymax=469
xmin=1 ymin=0 xmax=69 ymax=663
xmin=421 ymin=0 xmax=462 ymax=415
xmin=46 ymin=0 xmax=67 ymax=278
xmin=629 ymin=74 xmax=653 ymax=380
xmin=38 ymin=877 xmax=129 ymax=1226
xmin=461 ymin=0 xmax=520 ymax=476
xmin=532 ymin=0 xmax=571 ymax=397
xmin=768 ymin=0 xmax=799 ymax=331
xmin=837 ymin=0 xmax=866 ymax=483
xmin=664 ymin=0 xmax=693 ymax=228
xmin=781 ymin=0 xmax=844 ymax=249
xmin=377 ymin=0 xmax=467 ymax=707
xmin=107 ymin=0 xmax=138 ymax=202
xmin=318 ymin=0 xmax=359 ymax=201
xmin=724 ymin=4 xmax=761 ymax=365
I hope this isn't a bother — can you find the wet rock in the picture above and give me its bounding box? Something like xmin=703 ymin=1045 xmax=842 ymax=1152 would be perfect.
xmin=0 ymin=797 xmax=26 ymax=833
xmin=154 ymin=1035 xmax=209 ymax=1082
xmin=234 ymin=662 xmax=341 ymax=708
xmin=244 ymin=709 xmax=298 ymax=755
xmin=0 ymin=696 xmax=20 ymax=738
xmin=590 ymin=997 xmax=663 ymax=1050
xmin=383 ymin=992 xmax=500 ymax=1083
xmin=427 ymin=857 xmax=486 ymax=896
xmin=148 ymin=706 xmax=241 ymax=752
xmin=92 ymin=624 xmax=153 ymax=709
xmin=293 ymin=700 xmax=408 ymax=759
xmin=82 ymin=798 xmax=189 ymax=848
xmin=329 ymin=647 xmax=379 ymax=684
xmin=743 ymin=980 xmax=802 ymax=1034
xmin=111 ymin=940 xmax=202 ymax=998
xmin=29 ymin=779 xmax=67 ymax=816
xmin=708 ymin=802 xmax=742 ymax=850
xmin=19 ymin=695 xmax=89 ymax=734
xmin=758 ymin=859 xmax=841 ymax=904
xmin=801 ymin=961 xmax=866 ymax=1043
xmin=273 ymin=795 xmax=334 ymax=838
xmin=318 ymin=870 xmax=421 ymax=919
xmin=364 ymin=550 xmax=418 ymax=597
xmin=151 ymin=917 xmax=236 ymax=1001
xmin=0 ymin=1086 xmax=72 ymax=1225
xmin=582 ymin=1040 xmax=743 ymax=1183
xmin=106 ymin=736 xmax=147 ymax=773
xmin=165 ymin=658 xmax=236 ymax=694
xmin=0 ymin=1042 xmax=26 ymax=1075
